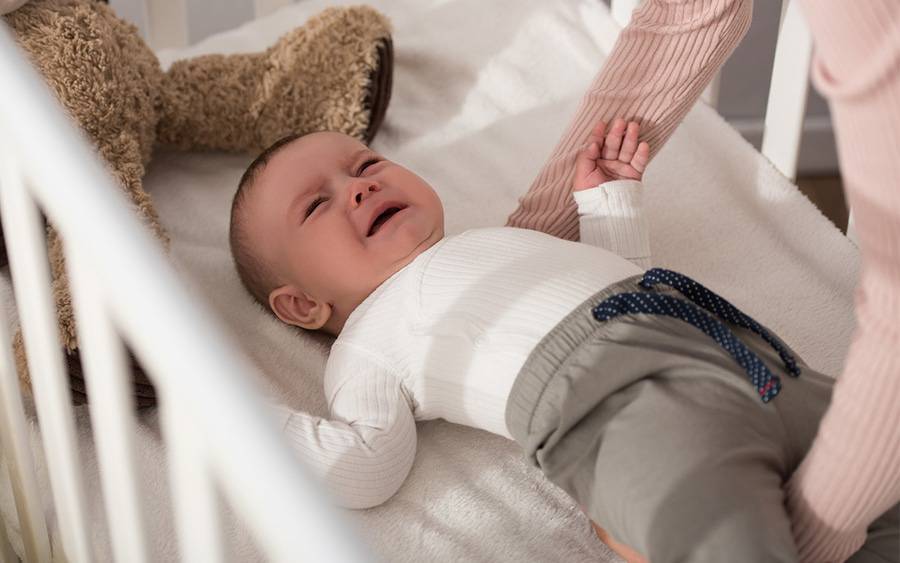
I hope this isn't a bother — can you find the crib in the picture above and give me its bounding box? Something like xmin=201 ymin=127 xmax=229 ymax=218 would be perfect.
xmin=0 ymin=0 xmax=858 ymax=561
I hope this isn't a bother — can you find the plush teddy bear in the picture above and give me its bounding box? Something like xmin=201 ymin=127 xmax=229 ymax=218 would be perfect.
xmin=1 ymin=0 xmax=393 ymax=407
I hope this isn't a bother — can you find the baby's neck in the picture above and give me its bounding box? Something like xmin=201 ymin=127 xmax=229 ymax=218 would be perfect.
xmin=320 ymin=292 xmax=365 ymax=338
xmin=325 ymin=233 xmax=446 ymax=338
xmin=322 ymin=311 xmax=345 ymax=338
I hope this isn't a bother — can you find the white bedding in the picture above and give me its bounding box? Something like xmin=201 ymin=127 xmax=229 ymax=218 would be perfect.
xmin=1 ymin=0 xmax=860 ymax=560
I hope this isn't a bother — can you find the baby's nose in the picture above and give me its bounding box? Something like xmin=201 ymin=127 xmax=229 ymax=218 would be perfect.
xmin=354 ymin=183 xmax=379 ymax=205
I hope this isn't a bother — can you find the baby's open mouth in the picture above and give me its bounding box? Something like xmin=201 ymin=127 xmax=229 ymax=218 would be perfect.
xmin=367 ymin=206 xmax=406 ymax=237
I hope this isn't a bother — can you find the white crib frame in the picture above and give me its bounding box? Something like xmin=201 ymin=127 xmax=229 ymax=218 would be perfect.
xmin=0 ymin=24 xmax=368 ymax=563
xmin=0 ymin=1 xmax=855 ymax=561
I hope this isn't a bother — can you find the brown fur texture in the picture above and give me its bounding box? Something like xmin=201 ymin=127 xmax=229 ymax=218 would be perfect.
xmin=159 ymin=6 xmax=392 ymax=152
xmin=3 ymin=0 xmax=392 ymax=405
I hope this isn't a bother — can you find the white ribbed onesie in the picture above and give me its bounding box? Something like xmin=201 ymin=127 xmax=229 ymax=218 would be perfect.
xmin=271 ymin=179 xmax=650 ymax=508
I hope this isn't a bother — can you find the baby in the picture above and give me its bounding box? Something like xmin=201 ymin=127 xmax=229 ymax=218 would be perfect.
xmin=228 ymin=121 xmax=857 ymax=561
xmin=229 ymin=119 xmax=646 ymax=336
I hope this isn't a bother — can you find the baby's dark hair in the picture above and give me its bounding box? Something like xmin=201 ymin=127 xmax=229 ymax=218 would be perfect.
xmin=229 ymin=132 xmax=305 ymax=314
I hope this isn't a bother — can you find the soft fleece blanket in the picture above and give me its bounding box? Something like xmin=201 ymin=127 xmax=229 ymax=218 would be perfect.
xmin=1 ymin=0 xmax=860 ymax=560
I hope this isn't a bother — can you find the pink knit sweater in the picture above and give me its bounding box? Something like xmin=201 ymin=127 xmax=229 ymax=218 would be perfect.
xmin=505 ymin=0 xmax=900 ymax=561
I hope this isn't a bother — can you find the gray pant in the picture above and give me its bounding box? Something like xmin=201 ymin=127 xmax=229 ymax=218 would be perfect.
xmin=506 ymin=273 xmax=899 ymax=563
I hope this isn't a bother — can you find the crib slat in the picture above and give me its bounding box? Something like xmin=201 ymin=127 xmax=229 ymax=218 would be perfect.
xmin=0 ymin=282 xmax=51 ymax=563
xmin=162 ymin=400 xmax=223 ymax=562
xmin=0 ymin=161 xmax=92 ymax=563
xmin=67 ymin=247 xmax=150 ymax=563
xmin=761 ymin=0 xmax=812 ymax=182
xmin=1 ymin=25 xmax=370 ymax=563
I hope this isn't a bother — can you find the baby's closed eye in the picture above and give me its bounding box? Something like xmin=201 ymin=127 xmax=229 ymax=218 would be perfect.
xmin=306 ymin=196 xmax=327 ymax=218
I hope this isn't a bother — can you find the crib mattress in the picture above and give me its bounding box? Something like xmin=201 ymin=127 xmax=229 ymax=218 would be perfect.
xmin=0 ymin=0 xmax=859 ymax=560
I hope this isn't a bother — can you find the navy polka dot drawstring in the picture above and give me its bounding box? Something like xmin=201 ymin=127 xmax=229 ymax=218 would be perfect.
xmin=639 ymin=269 xmax=801 ymax=378
xmin=591 ymin=268 xmax=801 ymax=403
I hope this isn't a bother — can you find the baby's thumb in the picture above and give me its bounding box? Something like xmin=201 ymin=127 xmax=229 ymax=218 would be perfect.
xmin=576 ymin=142 xmax=599 ymax=178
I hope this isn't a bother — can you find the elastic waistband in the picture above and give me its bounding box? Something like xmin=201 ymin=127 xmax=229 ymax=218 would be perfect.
xmin=506 ymin=272 xmax=674 ymax=443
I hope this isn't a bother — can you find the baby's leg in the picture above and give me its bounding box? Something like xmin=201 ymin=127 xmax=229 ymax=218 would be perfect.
xmin=506 ymin=276 xmax=836 ymax=561
xmin=589 ymin=519 xmax=648 ymax=563
xmin=505 ymin=0 xmax=752 ymax=241
xmin=572 ymin=375 xmax=801 ymax=562
xmin=580 ymin=355 xmax=898 ymax=563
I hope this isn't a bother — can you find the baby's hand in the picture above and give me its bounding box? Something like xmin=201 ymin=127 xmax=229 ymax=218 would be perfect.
xmin=573 ymin=118 xmax=650 ymax=190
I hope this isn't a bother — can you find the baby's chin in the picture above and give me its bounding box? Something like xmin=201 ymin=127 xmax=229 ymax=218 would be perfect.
xmin=390 ymin=222 xmax=443 ymax=267
xmin=411 ymin=227 xmax=444 ymax=256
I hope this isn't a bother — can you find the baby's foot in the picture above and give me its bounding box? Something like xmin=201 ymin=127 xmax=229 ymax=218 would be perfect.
xmin=574 ymin=118 xmax=650 ymax=190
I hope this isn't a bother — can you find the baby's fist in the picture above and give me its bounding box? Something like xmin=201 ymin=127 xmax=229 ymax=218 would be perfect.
xmin=574 ymin=118 xmax=650 ymax=190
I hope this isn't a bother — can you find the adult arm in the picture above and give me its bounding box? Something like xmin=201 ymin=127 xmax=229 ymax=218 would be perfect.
xmin=271 ymin=342 xmax=417 ymax=509
xmin=784 ymin=2 xmax=900 ymax=561
xmin=505 ymin=0 xmax=752 ymax=240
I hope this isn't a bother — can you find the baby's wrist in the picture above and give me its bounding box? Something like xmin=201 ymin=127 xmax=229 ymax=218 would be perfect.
xmin=574 ymin=179 xmax=642 ymax=201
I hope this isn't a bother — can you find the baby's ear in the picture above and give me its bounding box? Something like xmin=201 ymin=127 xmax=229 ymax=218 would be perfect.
xmin=269 ymin=286 xmax=331 ymax=330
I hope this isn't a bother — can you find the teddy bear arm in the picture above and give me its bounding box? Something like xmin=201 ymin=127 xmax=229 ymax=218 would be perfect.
xmin=158 ymin=53 xmax=266 ymax=152
xmin=157 ymin=5 xmax=394 ymax=154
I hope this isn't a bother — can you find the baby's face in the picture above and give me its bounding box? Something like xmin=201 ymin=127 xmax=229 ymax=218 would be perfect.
xmin=247 ymin=132 xmax=444 ymax=334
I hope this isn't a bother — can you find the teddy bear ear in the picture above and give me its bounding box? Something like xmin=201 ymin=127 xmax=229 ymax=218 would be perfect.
xmin=362 ymin=37 xmax=394 ymax=146
xmin=0 ymin=0 xmax=29 ymax=17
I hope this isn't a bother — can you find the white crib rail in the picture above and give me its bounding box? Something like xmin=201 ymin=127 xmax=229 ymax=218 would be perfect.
xmin=761 ymin=0 xmax=812 ymax=183
xmin=0 ymin=25 xmax=369 ymax=563
xmin=757 ymin=0 xmax=857 ymax=243
xmin=0 ymin=148 xmax=78 ymax=563
xmin=0 ymin=251 xmax=51 ymax=563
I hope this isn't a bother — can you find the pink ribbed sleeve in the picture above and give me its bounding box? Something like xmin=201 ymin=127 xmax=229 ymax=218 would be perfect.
xmin=505 ymin=0 xmax=753 ymax=240
xmin=784 ymin=2 xmax=900 ymax=561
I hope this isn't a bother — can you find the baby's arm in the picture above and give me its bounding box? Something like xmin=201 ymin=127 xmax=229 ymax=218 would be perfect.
xmin=573 ymin=119 xmax=652 ymax=269
xmin=270 ymin=343 xmax=416 ymax=509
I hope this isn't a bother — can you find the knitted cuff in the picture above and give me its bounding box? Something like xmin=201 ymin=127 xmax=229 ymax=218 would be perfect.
xmin=574 ymin=179 xmax=650 ymax=268
xmin=785 ymin=465 xmax=867 ymax=563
